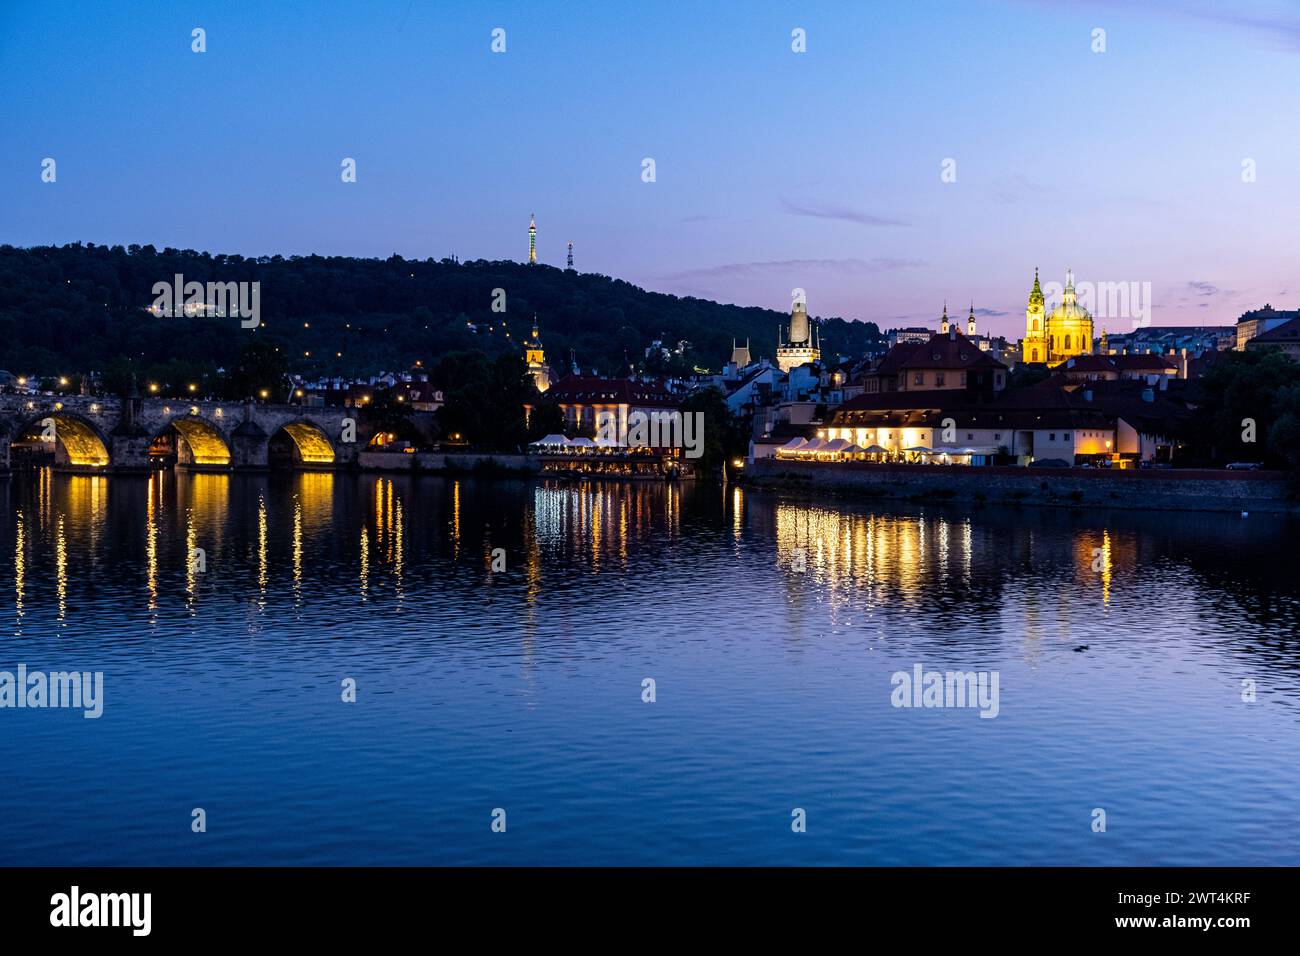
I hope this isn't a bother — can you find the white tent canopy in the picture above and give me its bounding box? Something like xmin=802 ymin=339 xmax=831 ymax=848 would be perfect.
xmin=530 ymin=434 xmax=570 ymax=447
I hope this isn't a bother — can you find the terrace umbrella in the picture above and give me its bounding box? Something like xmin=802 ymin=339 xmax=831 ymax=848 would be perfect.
xmin=566 ymin=437 xmax=596 ymax=454
xmin=777 ymin=437 xmax=808 ymax=458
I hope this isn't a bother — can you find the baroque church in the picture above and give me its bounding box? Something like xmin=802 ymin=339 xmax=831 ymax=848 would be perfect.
xmin=1020 ymin=269 xmax=1094 ymax=366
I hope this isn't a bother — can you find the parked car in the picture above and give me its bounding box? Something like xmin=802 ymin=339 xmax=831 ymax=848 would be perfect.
xmin=1028 ymin=458 xmax=1071 ymax=468
xmin=1225 ymin=461 xmax=1262 ymax=471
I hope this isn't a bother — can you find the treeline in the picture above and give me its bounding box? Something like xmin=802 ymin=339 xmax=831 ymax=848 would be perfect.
xmin=0 ymin=243 xmax=883 ymax=380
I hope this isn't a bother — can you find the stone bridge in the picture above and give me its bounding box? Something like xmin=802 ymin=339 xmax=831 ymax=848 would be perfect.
xmin=0 ymin=394 xmax=430 ymax=474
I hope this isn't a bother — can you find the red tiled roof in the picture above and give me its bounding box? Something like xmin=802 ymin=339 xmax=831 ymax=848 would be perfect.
xmin=545 ymin=374 xmax=679 ymax=407
xmin=893 ymin=331 xmax=1007 ymax=372
xmin=1063 ymin=354 xmax=1177 ymax=372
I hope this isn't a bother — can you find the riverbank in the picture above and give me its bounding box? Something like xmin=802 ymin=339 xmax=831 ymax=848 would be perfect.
xmin=744 ymin=459 xmax=1296 ymax=514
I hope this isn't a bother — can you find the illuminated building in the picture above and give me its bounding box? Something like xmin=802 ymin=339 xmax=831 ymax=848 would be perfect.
xmin=523 ymin=318 xmax=552 ymax=392
xmin=528 ymin=213 xmax=537 ymax=265
xmin=776 ymin=298 xmax=821 ymax=373
xmin=1021 ymin=268 xmax=1094 ymax=366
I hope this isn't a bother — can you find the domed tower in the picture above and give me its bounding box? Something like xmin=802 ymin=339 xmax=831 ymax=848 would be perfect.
xmin=1021 ymin=268 xmax=1046 ymax=364
xmin=1045 ymin=269 xmax=1093 ymax=364
xmin=939 ymin=303 xmax=950 ymax=334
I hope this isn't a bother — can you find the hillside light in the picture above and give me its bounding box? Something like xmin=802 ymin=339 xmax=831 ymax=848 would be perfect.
xmin=188 ymin=383 xmax=197 ymax=393
xmin=259 ymin=389 xmax=269 ymax=399
xmin=148 ymin=383 xmax=159 ymax=393
xmin=59 ymin=377 xmax=69 ymax=386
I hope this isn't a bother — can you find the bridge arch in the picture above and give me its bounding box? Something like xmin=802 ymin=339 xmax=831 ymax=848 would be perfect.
xmin=11 ymin=411 xmax=112 ymax=469
xmin=152 ymin=415 xmax=233 ymax=468
xmin=270 ymin=419 xmax=337 ymax=467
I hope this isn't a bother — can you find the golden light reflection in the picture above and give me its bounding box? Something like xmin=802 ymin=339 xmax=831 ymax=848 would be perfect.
xmin=359 ymin=526 xmax=369 ymax=601
xmin=257 ymin=494 xmax=268 ymax=606
xmin=292 ymin=495 xmax=303 ymax=598
xmin=394 ymin=491 xmax=404 ymax=602
xmin=14 ymin=510 xmax=25 ymax=629
xmin=55 ymin=514 xmax=67 ymax=622
xmin=451 ymin=480 xmax=461 ymax=559
xmin=146 ymin=473 xmax=159 ymax=613
xmin=185 ymin=507 xmax=197 ymax=612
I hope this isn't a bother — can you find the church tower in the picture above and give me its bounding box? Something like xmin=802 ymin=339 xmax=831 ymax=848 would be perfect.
xmin=967 ymin=303 xmax=977 ymax=337
xmin=524 ymin=316 xmax=550 ymax=391
xmin=1021 ymin=268 xmax=1046 ymax=364
xmin=940 ymin=303 xmax=950 ymax=334
xmin=776 ymin=298 xmax=821 ymax=373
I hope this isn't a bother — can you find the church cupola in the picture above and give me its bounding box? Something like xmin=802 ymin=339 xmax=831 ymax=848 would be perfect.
xmin=967 ymin=303 xmax=977 ymax=336
xmin=939 ymin=302 xmax=950 ymax=334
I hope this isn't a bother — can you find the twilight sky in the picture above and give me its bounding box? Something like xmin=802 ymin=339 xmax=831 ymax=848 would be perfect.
xmin=4 ymin=0 xmax=1299 ymax=338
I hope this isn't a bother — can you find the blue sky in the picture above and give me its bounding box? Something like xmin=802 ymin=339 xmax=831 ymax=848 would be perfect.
xmin=4 ymin=0 xmax=1299 ymax=337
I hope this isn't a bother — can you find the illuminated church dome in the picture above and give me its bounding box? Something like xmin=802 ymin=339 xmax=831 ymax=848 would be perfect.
xmin=1020 ymin=268 xmax=1094 ymax=366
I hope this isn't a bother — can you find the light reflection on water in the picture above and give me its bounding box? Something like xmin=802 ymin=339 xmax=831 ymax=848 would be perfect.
xmin=0 ymin=469 xmax=1298 ymax=865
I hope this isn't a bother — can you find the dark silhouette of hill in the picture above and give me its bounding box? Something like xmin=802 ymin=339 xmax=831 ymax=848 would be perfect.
xmin=0 ymin=243 xmax=883 ymax=379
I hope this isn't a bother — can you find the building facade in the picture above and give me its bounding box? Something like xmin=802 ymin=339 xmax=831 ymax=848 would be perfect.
xmin=1021 ymin=269 xmax=1094 ymax=366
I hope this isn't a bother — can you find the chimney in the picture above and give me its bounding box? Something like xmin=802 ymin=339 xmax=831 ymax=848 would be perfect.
xmin=949 ymin=326 xmax=956 ymax=340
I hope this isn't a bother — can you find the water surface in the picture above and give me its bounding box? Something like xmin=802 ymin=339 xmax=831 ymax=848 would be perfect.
xmin=1 ymin=469 xmax=1297 ymax=865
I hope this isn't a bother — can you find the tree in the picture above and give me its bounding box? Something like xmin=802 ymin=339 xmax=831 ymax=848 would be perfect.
xmin=222 ymin=341 xmax=289 ymax=401
xmin=1188 ymin=348 xmax=1300 ymax=467
xmin=679 ymin=385 xmax=747 ymax=477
